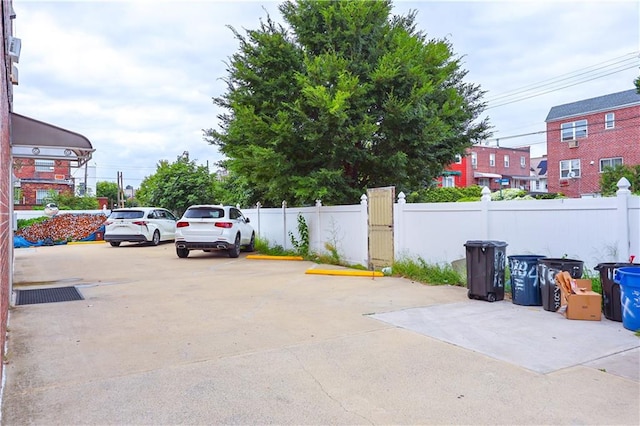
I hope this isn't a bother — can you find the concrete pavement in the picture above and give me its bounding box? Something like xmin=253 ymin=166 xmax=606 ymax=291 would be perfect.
xmin=2 ymin=243 xmax=639 ymax=425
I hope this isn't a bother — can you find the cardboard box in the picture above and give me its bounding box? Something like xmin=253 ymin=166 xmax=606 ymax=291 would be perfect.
xmin=557 ymin=276 xmax=602 ymax=321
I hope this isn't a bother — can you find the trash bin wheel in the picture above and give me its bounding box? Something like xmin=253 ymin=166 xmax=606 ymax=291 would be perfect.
xmin=487 ymin=293 xmax=496 ymax=302
xmin=467 ymin=290 xmax=474 ymax=299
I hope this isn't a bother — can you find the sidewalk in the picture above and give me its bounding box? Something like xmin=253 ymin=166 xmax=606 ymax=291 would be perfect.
xmin=2 ymin=244 xmax=639 ymax=425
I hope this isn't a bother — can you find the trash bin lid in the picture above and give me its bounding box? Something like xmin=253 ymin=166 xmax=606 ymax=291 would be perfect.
xmin=464 ymin=240 xmax=508 ymax=248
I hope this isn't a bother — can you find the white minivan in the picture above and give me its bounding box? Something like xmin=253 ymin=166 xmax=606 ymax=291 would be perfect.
xmin=104 ymin=207 xmax=177 ymax=247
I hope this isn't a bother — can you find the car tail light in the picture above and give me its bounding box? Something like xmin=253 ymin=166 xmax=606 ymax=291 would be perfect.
xmin=132 ymin=221 xmax=148 ymax=226
xmin=215 ymin=222 xmax=233 ymax=228
xmin=176 ymin=221 xmax=189 ymax=228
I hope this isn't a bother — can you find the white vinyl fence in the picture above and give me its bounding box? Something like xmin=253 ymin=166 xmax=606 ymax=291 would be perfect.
xmin=14 ymin=179 xmax=638 ymax=271
xmin=244 ymin=179 xmax=639 ymax=271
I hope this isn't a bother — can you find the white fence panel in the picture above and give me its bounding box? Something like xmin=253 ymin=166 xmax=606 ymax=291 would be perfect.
xmin=395 ymin=201 xmax=484 ymax=265
xmin=316 ymin=204 xmax=366 ymax=266
xmin=485 ymin=198 xmax=619 ymax=270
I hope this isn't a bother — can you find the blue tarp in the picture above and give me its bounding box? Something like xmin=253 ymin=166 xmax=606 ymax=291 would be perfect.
xmin=13 ymin=236 xmax=67 ymax=248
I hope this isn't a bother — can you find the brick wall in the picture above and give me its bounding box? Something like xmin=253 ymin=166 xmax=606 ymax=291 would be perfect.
xmin=0 ymin=0 xmax=14 ymax=384
xmin=547 ymin=105 xmax=640 ymax=197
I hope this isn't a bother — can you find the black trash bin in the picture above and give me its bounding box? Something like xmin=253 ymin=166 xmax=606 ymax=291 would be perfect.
xmin=508 ymin=255 xmax=546 ymax=306
xmin=594 ymin=262 xmax=635 ymax=321
xmin=464 ymin=240 xmax=508 ymax=302
xmin=537 ymin=258 xmax=584 ymax=312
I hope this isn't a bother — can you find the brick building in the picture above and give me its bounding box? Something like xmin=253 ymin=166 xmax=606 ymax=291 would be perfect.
xmin=441 ymin=145 xmax=532 ymax=192
xmin=11 ymin=113 xmax=94 ymax=209
xmin=545 ymin=89 xmax=640 ymax=197
xmin=0 ymin=0 xmax=16 ymax=386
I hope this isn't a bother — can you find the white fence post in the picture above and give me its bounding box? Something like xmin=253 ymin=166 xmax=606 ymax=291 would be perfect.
xmin=616 ymin=178 xmax=631 ymax=262
xmin=360 ymin=194 xmax=368 ymax=267
xmin=255 ymin=202 xmax=261 ymax=238
xmin=282 ymin=200 xmax=287 ymax=250
xmin=315 ymin=199 xmax=322 ymax=254
xmin=396 ymin=192 xmax=406 ymax=259
xmin=480 ymin=186 xmax=491 ymax=240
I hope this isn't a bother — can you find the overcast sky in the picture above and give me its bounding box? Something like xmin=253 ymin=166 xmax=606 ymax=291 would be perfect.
xmin=12 ymin=0 xmax=640 ymax=188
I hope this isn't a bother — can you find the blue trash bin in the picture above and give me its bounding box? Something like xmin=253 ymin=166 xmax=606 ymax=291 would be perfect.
xmin=508 ymin=255 xmax=546 ymax=306
xmin=614 ymin=267 xmax=640 ymax=332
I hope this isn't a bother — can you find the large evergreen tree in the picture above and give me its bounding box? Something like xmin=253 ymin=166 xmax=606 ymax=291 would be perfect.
xmin=206 ymin=0 xmax=490 ymax=206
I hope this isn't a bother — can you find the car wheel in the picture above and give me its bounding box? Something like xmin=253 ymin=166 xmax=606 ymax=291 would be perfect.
xmin=228 ymin=233 xmax=241 ymax=258
xmin=109 ymin=242 xmax=121 ymax=247
xmin=243 ymin=233 xmax=255 ymax=252
xmin=151 ymin=230 xmax=160 ymax=246
xmin=176 ymin=247 xmax=189 ymax=258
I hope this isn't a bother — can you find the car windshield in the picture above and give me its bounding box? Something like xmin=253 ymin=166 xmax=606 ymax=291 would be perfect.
xmin=109 ymin=210 xmax=144 ymax=220
xmin=184 ymin=207 xmax=225 ymax=219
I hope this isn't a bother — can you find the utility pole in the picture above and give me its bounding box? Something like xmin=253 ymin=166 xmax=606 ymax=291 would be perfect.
xmin=117 ymin=171 xmax=125 ymax=208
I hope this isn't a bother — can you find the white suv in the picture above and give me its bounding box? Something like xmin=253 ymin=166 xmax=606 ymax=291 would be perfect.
xmin=104 ymin=207 xmax=177 ymax=247
xmin=175 ymin=205 xmax=255 ymax=258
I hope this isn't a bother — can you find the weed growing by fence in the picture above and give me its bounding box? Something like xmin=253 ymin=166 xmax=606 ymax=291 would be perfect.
xmin=392 ymin=257 xmax=464 ymax=286
xmin=289 ymin=214 xmax=310 ymax=257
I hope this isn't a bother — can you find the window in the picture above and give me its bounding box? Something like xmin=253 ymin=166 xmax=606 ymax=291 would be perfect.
xmin=489 ymin=153 xmax=495 ymax=167
xmin=35 ymin=189 xmax=58 ymax=204
xmin=605 ymin=113 xmax=615 ymax=129
xmin=454 ymin=154 xmax=462 ymax=164
xmin=471 ymin=152 xmax=477 ymax=169
xmin=561 ymin=120 xmax=587 ymax=141
xmin=35 ymin=160 xmax=54 ymax=172
xmin=504 ymin=155 xmax=510 ymax=168
xmin=599 ymin=157 xmax=623 ymax=172
xmin=478 ymin=178 xmax=490 ymax=188
xmin=442 ymin=176 xmax=455 ymax=187
xmin=560 ymin=159 xmax=581 ymax=178
xmin=520 ymin=156 xmax=526 ymax=168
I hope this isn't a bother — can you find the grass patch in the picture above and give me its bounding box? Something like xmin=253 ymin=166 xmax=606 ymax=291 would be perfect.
xmin=254 ymin=237 xmax=298 ymax=257
xmin=392 ymin=257 xmax=464 ymax=286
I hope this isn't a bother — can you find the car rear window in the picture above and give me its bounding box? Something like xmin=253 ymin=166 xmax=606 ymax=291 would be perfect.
xmin=184 ymin=207 xmax=225 ymax=219
xmin=109 ymin=210 xmax=145 ymax=220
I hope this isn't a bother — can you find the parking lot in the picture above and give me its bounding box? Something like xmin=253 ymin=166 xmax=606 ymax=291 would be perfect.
xmin=2 ymin=242 xmax=639 ymax=425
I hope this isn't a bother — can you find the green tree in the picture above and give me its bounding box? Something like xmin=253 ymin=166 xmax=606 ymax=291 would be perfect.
xmin=600 ymin=164 xmax=640 ymax=196
xmin=96 ymin=181 xmax=119 ymax=208
xmin=206 ymin=0 xmax=489 ymax=207
xmin=43 ymin=191 xmax=98 ymax=210
xmin=212 ymin=171 xmax=255 ymax=208
xmin=136 ymin=156 xmax=215 ymax=216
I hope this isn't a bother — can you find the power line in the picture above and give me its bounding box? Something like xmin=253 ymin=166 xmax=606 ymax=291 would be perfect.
xmin=484 ymin=52 xmax=639 ymax=104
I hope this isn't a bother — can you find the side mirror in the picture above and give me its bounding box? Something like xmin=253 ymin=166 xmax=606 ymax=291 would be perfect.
xmin=245 ymin=217 xmax=251 ymax=223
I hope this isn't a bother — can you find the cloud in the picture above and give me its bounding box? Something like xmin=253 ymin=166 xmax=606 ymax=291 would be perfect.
xmin=12 ymin=0 xmax=640 ymax=185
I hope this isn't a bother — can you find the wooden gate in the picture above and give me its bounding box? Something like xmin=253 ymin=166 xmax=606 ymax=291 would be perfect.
xmin=367 ymin=186 xmax=394 ymax=270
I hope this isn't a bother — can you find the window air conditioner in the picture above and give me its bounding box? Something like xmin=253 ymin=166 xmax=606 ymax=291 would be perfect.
xmin=8 ymin=36 xmax=21 ymax=63
xmin=568 ymin=140 xmax=579 ymax=148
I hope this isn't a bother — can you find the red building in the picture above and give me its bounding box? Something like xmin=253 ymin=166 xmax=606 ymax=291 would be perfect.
xmin=545 ymin=89 xmax=640 ymax=197
xmin=441 ymin=146 xmax=532 ymax=192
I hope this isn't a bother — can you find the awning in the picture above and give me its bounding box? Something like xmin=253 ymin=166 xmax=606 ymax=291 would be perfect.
xmin=10 ymin=113 xmax=94 ymax=167
xmin=473 ymin=172 xmax=502 ymax=179
xmin=503 ymin=175 xmax=537 ymax=181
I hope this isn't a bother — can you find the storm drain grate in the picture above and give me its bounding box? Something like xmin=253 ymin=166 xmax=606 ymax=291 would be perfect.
xmin=15 ymin=287 xmax=84 ymax=306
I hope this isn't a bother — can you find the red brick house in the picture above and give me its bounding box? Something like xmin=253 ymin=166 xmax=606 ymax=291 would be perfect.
xmin=11 ymin=113 xmax=94 ymax=209
xmin=545 ymin=89 xmax=640 ymax=197
xmin=441 ymin=146 xmax=532 ymax=192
